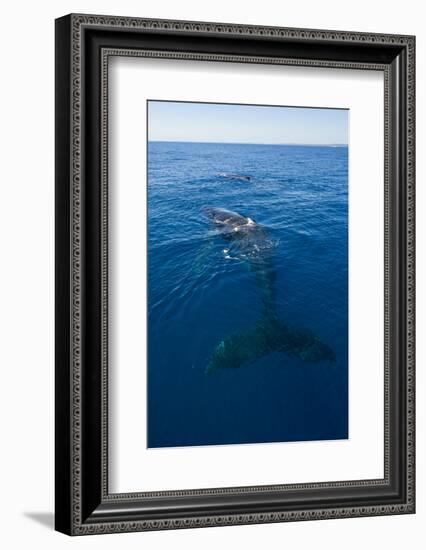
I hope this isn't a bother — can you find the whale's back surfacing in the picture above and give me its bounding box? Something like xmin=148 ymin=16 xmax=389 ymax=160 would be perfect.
xmin=218 ymin=173 xmax=251 ymax=182
xmin=201 ymin=206 xmax=253 ymax=228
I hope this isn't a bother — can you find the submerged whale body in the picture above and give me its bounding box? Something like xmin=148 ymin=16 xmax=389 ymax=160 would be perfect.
xmin=217 ymin=172 xmax=251 ymax=182
xmin=201 ymin=206 xmax=335 ymax=373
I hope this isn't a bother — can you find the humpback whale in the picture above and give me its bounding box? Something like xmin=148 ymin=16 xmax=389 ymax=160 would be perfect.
xmin=217 ymin=172 xmax=251 ymax=182
xmin=201 ymin=206 xmax=335 ymax=373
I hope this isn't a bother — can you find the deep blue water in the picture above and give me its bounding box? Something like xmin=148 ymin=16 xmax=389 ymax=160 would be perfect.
xmin=147 ymin=141 xmax=348 ymax=448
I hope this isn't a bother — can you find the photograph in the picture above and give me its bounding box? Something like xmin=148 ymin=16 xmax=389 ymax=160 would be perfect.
xmin=147 ymin=100 xmax=349 ymax=448
xmin=52 ymin=11 xmax=415 ymax=536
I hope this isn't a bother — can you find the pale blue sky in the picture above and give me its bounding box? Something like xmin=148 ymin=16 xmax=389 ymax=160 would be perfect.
xmin=148 ymin=100 xmax=348 ymax=145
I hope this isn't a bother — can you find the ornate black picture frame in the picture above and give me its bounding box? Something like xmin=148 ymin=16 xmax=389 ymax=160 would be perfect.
xmin=55 ymin=13 xmax=415 ymax=535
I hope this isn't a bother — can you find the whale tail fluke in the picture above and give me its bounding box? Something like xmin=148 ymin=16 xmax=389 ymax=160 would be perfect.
xmin=205 ymin=318 xmax=335 ymax=374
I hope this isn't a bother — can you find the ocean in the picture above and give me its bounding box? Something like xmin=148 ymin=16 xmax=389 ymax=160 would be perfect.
xmin=147 ymin=141 xmax=348 ymax=448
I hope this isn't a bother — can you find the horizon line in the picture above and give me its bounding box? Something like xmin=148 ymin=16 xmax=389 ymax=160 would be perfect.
xmin=148 ymin=140 xmax=348 ymax=147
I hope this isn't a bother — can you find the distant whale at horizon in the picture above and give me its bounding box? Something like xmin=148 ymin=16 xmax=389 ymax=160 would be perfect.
xmin=217 ymin=172 xmax=251 ymax=182
xmin=200 ymin=206 xmax=335 ymax=374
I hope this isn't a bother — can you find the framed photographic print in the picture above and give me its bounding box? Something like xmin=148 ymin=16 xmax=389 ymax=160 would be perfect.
xmin=55 ymin=14 xmax=415 ymax=535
